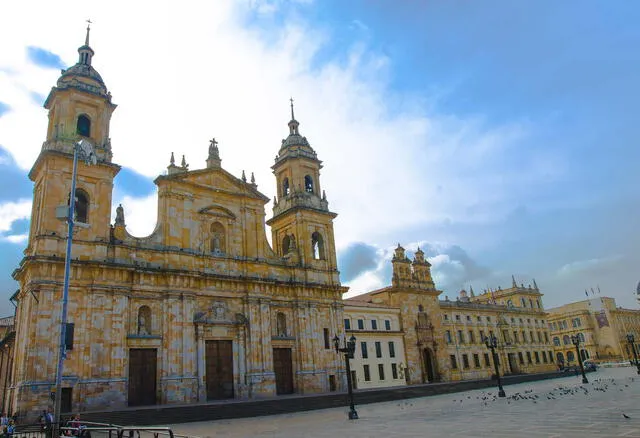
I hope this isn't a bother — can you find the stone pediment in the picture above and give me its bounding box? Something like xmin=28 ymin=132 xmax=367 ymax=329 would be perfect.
xmin=199 ymin=205 xmax=236 ymax=220
xmin=175 ymin=168 xmax=269 ymax=202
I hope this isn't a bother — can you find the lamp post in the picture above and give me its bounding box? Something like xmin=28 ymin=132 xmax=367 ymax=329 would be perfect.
xmin=570 ymin=335 xmax=589 ymax=384
xmin=53 ymin=140 xmax=96 ymax=437
xmin=483 ymin=334 xmax=505 ymax=397
xmin=625 ymin=334 xmax=640 ymax=375
xmin=333 ymin=334 xmax=358 ymax=420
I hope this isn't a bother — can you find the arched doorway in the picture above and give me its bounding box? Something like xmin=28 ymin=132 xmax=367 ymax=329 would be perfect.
xmin=423 ymin=348 xmax=437 ymax=383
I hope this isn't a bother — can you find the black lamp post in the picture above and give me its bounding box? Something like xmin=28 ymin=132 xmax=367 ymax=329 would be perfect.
xmin=625 ymin=334 xmax=640 ymax=375
xmin=333 ymin=334 xmax=358 ymax=420
xmin=483 ymin=334 xmax=505 ymax=397
xmin=570 ymin=335 xmax=589 ymax=384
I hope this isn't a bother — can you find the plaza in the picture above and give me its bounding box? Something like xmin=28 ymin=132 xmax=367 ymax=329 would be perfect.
xmin=168 ymin=367 xmax=640 ymax=437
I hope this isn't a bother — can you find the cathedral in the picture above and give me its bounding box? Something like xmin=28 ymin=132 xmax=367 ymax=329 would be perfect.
xmin=8 ymin=27 xmax=347 ymax=417
xmin=7 ymin=27 xmax=563 ymax=420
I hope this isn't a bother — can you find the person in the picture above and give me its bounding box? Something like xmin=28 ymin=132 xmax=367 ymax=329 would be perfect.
xmin=0 ymin=413 xmax=7 ymax=427
xmin=44 ymin=409 xmax=53 ymax=438
xmin=70 ymin=414 xmax=81 ymax=436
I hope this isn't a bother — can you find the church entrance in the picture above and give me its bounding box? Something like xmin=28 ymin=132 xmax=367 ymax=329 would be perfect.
xmin=206 ymin=340 xmax=234 ymax=400
xmin=273 ymin=348 xmax=294 ymax=395
xmin=128 ymin=348 xmax=157 ymax=406
xmin=423 ymin=348 xmax=436 ymax=382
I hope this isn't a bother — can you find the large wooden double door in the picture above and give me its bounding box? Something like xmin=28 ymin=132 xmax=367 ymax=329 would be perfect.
xmin=274 ymin=348 xmax=294 ymax=395
xmin=128 ymin=348 xmax=157 ymax=406
xmin=206 ymin=340 xmax=234 ymax=400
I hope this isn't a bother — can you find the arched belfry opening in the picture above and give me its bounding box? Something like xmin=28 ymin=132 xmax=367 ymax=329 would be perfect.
xmin=68 ymin=189 xmax=90 ymax=223
xmin=282 ymin=178 xmax=290 ymax=197
xmin=77 ymin=114 xmax=91 ymax=137
xmin=311 ymin=231 xmax=324 ymax=260
xmin=304 ymin=175 xmax=314 ymax=193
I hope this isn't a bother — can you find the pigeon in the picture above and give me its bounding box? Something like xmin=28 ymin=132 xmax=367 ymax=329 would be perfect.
xmin=623 ymin=414 xmax=631 ymax=419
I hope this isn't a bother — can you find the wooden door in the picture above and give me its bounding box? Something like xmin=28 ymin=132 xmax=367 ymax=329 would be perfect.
xmin=61 ymin=388 xmax=72 ymax=413
xmin=128 ymin=349 xmax=157 ymax=406
xmin=273 ymin=348 xmax=294 ymax=395
xmin=206 ymin=340 xmax=234 ymax=400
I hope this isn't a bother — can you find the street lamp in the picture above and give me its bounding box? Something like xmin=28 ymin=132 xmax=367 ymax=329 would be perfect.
xmin=625 ymin=334 xmax=640 ymax=375
xmin=53 ymin=139 xmax=97 ymax=437
xmin=333 ymin=334 xmax=358 ymax=420
xmin=570 ymin=335 xmax=589 ymax=384
xmin=483 ymin=334 xmax=505 ymax=397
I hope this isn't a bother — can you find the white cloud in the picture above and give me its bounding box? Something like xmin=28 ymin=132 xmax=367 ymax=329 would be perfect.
xmin=557 ymin=255 xmax=623 ymax=277
xmin=0 ymin=199 xmax=31 ymax=233
xmin=2 ymin=234 xmax=28 ymax=244
xmin=0 ymin=1 xmax=561 ymax=279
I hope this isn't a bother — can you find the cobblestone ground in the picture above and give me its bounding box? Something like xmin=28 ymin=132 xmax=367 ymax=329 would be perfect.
xmin=168 ymin=367 xmax=640 ymax=438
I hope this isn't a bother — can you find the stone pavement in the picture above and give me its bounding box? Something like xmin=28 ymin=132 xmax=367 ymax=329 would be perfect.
xmin=166 ymin=367 xmax=640 ymax=438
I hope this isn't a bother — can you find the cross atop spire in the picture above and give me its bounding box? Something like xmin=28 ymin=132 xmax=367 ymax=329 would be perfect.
xmin=290 ymin=97 xmax=295 ymax=121
xmin=85 ymin=19 xmax=92 ymax=46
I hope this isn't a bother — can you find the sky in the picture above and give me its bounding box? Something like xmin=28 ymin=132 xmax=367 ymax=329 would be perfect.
xmin=1 ymin=0 xmax=639 ymax=317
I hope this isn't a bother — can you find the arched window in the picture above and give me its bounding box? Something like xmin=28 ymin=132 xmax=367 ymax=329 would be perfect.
xmin=69 ymin=189 xmax=89 ymax=223
xmin=276 ymin=312 xmax=287 ymax=337
xmin=521 ymin=298 xmax=527 ymax=308
xmin=553 ymin=337 xmax=561 ymax=346
xmin=282 ymin=178 xmax=290 ymax=197
xmin=210 ymin=222 xmax=226 ymax=254
xmin=137 ymin=305 xmax=152 ymax=335
xmin=282 ymin=235 xmax=291 ymax=255
xmin=577 ymin=332 xmax=585 ymax=343
xmin=529 ymin=298 xmax=533 ymax=308
xmin=311 ymin=231 xmax=324 ymax=260
xmin=563 ymin=335 xmax=570 ymax=345
xmin=77 ymin=114 xmax=91 ymax=137
xmin=304 ymin=175 xmax=314 ymax=193
xmin=556 ymin=352 xmax=565 ymax=363
xmin=566 ymin=350 xmax=575 ymax=362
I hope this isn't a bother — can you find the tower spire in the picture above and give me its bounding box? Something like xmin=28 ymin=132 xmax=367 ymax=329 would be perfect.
xmin=287 ymin=98 xmax=300 ymax=135
xmin=512 ymin=275 xmax=517 ymax=288
xmin=290 ymin=97 xmax=295 ymax=121
xmin=85 ymin=19 xmax=92 ymax=46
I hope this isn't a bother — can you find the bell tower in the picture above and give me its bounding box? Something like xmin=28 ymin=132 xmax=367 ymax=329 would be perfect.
xmin=266 ymin=100 xmax=339 ymax=283
xmin=26 ymin=23 xmax=120 ymax=254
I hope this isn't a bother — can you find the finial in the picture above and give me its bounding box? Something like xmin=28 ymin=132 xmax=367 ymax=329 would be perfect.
xmin=290 ymin=97 xmax=295 ymax=120
xmin=241 ymin=170 xmax=247 ymax=182
xmin=533 ymin=278 xmax=539 ymax=290
xmin=322 ymin=190 xmax=326 ymax=200
xmin=85 ymin=19 xmax=92 ymax=46
xmin=181 ymin=155 xmax=188 ymax=168
xmin=170 ymin=152 xmax=175 ymax=165
xmin=512 ymin=275 xmax=517 ymax=288
xmin=273 ymin=196 xmax=277 ymax=204
xmin=251 ymin=172 xmax=256 ymax=184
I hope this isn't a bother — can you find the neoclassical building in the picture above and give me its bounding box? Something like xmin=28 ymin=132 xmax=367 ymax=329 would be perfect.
xmin=8 ymin=29 xmax=347 ymax=418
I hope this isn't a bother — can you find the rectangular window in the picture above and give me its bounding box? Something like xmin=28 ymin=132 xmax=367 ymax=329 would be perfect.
xmin=468 ymin=330 xmax=475 ymax=343
xmin=357 ymin=319 xmax=364 ymax=330
xmin=473 ymin=353 xmax=481 ymax=368
xmin=378 ymin=364 xmax=385 ymax=380
xmin=542 ymin=351 xmax=548 ymax=363
xmin=444 ymin=314 xmax=449 ymax=320
xmin=535 ymin=351 xmax=540 ymax=364
xmin=537 ymin=332 xmax=542 ymax=343
xmin=375 ymin=341 xmax=382 ymax=358
xmin=391 ymin=363 xmax=398 ymax=379
xmin=445 ymin=330 xmax=452 ymax=344
xmin=385 ymin=320 xmax=391 ymax=330
xmin=323 ymin=328 xmax=330 ymax=349
xmin=479 ymin=330 xmax=485 ymax=341
xmin=450 ymin=355 xmax=458 ymax=369
xmin=513 ymin=331 xmax=519 ymax=344
xmin=502 ymin=330 xmax=510 ymax=344
xmin=477 ymin=316 xmax=482 ymax=322
xmin=487 ymin=316 xmax=491 ymax=322
xmin=371 ymin=320 xmax=378 ymax=330
xmin=462 ymin=354 xmax=470 ymax=369
xmin=549 ymin=350 xmax=554 ymax=362
xmin=455 ymin=314 xmax=461 ymax=321
xmin=518 ymin=352 xmax=524 ymax=364
xmin=526 ymin=351 xmax=532 ymax=364
xmin=458 ymin=330 xmax=465 ymax=344
xmin=361 ymin=341 xmax=368 ymax=359
xmin=388 ymin=341 xmax=396 ymax=358
xmin=344 ymin=319 xmax=351 ymax=330
xmin=466 ymin=315 xmax=471 ymax=321
xmin=363 ymin=364 xmax=371 ymax=381
xmin=484 ymin=353 xmax=491 ymax=367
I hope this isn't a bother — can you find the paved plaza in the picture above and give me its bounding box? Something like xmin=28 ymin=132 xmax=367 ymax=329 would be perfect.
xmin=167 ymin=367 xmax=640 ymax=437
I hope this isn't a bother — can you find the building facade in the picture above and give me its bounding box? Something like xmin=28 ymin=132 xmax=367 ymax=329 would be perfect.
xmin=8 ymin=30 xmax=347 ymax=419
xmin=1 ymin=315 xmax=15 ymax=415
xmin=547 ymin=297 xmax=640 ymax=364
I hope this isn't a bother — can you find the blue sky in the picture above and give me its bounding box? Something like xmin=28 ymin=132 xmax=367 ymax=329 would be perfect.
xmin=0 ymin=0 xmax=639 ymax=316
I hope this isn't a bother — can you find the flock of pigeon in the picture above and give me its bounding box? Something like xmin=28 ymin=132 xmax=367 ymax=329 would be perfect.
xmin=445 ymin=376 xmax=637 ymax=419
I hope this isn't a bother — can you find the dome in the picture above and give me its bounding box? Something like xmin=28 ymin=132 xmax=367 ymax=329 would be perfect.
xmin=57 ymin=63 xmax=108 ymax=95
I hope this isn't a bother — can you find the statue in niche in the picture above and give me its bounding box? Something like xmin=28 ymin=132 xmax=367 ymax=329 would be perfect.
xmin=137 ymin=306 xmax=151 ymax=335
xmin=115 ymin=204 xmax=125 ymax=226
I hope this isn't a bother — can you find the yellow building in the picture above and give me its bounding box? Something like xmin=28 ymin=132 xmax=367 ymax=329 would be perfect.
xmin=8 ymin=29 xmax=347 ymax=419
xmin=547 ymin=297 xmax=640 ymax=364
xmin=1 ymin=315 xmax=15 ymax=415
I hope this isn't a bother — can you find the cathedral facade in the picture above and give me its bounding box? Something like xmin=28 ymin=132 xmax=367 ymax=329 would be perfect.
xmin=8 ymin=30 xmax=347 ymax=418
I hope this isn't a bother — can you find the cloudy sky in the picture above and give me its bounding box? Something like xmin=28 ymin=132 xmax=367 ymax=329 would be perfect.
xmin=1 ymin=0 xmax=639 ymax=317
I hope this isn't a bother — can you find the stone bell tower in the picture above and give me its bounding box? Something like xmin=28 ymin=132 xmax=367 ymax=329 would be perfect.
xmin=26 ymin=23 xmax=120 ymax=254
xmin=266 ymin=100 xmax=339 ymax=284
